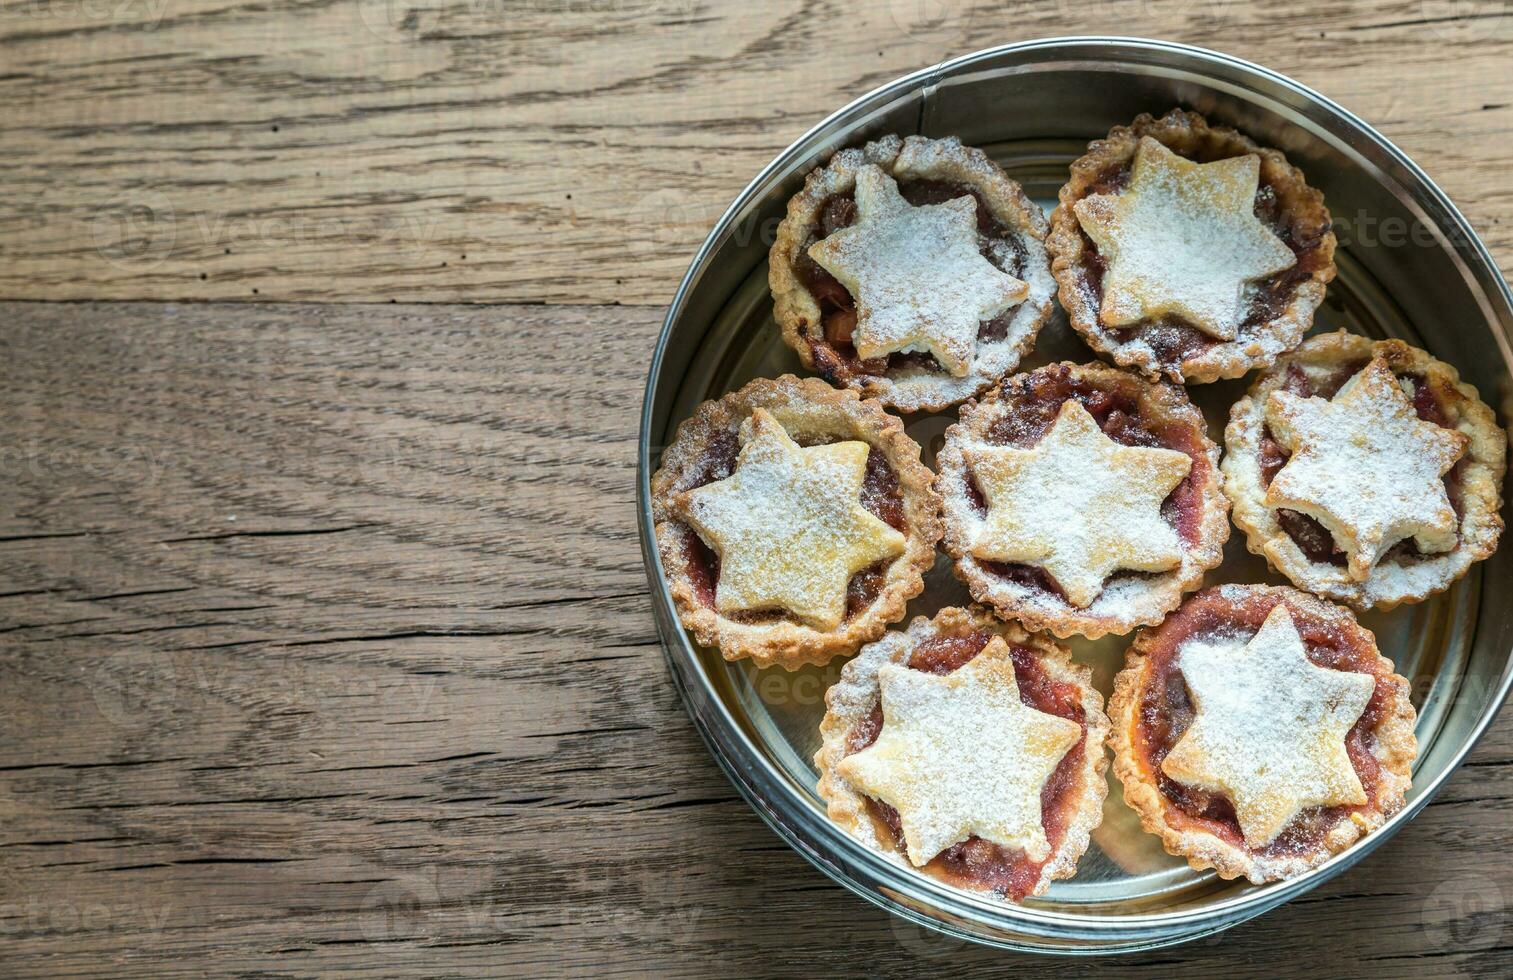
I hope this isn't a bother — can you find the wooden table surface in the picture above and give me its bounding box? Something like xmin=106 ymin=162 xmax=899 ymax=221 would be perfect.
xmin=4 ymin=1 xmax=1513 ymax=976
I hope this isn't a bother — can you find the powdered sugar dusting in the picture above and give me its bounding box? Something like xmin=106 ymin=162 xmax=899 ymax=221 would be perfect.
xmin=1075 ymin=137 xmax=1295 ymax=341
xmin=1163 ymin=604 xmax=1375 ymax=847
xmin=835 ymin=637 xmax=1081 ymax=865
xmin=676 ymin=409 xmax=905 ymax=630
xmin=1265 ymin=356 xmax=1468 ymax=581
xmin=809 ymin=165 xmax=1028 ymax=377
xmin=964 ymin=400 xmax=1191 ymax=608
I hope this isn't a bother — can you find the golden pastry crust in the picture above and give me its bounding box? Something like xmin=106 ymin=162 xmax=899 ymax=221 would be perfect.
xmin=769 ymin=134 xmax=1054 ymax=413
xmin=1109 ymin=585 xmax=1417 ymax=884
xmin=937 ymin=362 xmax=1229 ymax=639
xmin=1047 ymin=109 xmax=1337 ymax=384
xmin=814 ymin=606 xmax=1109 ymax=900
xmin=651 ymin=375 xmax=941 ymax=670
xmin=1223 ymin=331 xmax=1506 ymax=610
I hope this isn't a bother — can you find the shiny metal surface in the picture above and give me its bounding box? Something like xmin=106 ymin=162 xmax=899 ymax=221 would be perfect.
xmin=637 ymin=38 xmax=1513 ymax=952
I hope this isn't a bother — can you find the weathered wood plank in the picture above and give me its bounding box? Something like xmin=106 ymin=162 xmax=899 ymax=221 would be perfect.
xmin=5 ymin=1 xmax=1513 ymax=973
xmin=0 ymin=301 xmax=1510 ymax=976
xmin=1 ymin=0 xmax=1511 ymax=304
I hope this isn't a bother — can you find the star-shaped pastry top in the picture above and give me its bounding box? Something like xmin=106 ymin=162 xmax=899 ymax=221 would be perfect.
xmin=964 ymin=400 xmax=1192 ymax=608
xmin=1265 ymin=356 xmax=1468 ymax=580
xmin=1073 ymin=136 xmax=1296 ymax=340
xmin=807 ymin=165 xmax=1028 ymax=376
xmin=837 ymin=637 xmax=1082 ymax=865
xmin=1162 ymin=604 xmax=1376 ymax=848
xmin=675 ymin=409 xmax=906 ymax=631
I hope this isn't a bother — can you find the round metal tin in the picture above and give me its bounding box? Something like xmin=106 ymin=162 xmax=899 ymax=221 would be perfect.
xmin=636 ymin=37 xmax=1513 ymax=953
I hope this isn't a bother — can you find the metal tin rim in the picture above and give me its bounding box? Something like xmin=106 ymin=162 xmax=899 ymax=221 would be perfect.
xmin=636 ymin=36 xmax=1513 ymax=952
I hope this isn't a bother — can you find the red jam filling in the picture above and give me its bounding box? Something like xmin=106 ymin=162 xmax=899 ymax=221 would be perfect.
xmin=843 ymin=630 xmax=1088 ymax=900
xmin=967 ymin=364 xmax=1210 ymax=603
xmin=1257 ymin=361 xmax=1463 ymax=566
xmin=1133 ymin=589 xmax=1393 ymax=855
xmin=1073 ymin=152 xmax=1331 ymax=369
xmin=678 ymin=425 xmax=907 ymax=620
xmin=794 ymin=178 xmax=1029 ymax=381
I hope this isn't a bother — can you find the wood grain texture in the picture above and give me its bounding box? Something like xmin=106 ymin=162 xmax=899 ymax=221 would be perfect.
xmin=1 ymin=0 xmax=1511 ymax=304
xmin=4 ymin=0 xmax=1513 ymax=974
xmin=0 ymin=302 xmax=1511 ymax=978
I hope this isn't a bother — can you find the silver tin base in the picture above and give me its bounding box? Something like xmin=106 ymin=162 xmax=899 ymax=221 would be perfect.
xmin=637 ymin=38 xmax=1513 ymax=953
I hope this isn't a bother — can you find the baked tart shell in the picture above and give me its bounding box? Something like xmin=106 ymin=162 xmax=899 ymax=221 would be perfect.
xmin=815 ymin=606 xmax=1110 ymax=900
xmin=1047 ymin=108 xmax=1337 ymax=384
xmin=937 ymin=361 xmax=1230 ymax=639
xmin=1109 ymin=585 xmax=1417 ymax=883
xmin=770 ymin=134 xmax=1055 ymax=413
xmin=1223 ymin=330 xmax=1507 ymax=610
xmin=651 ymin=375 xmax=942 ymax=670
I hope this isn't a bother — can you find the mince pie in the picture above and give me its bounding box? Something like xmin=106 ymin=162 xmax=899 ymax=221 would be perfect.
xmin=937 ymin=362 xmax=1229 ymax=639
xmin=1224 ymin=331 xmax=1506 ymax=610
xmin=651 ymin=375 xmax=941 ymax=669
xmin=770 ymin=134 xmax=1055 ymax=413
xmin=1047 ymin=109 xmax=1336 ymax=383
xmin=1109 ymin=585 xmax=1417 ymax=883
xmin=816 ymin=606 xmax=1109 ymax=901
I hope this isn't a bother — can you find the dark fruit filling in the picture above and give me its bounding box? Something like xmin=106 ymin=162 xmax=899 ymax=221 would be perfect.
xmin=844 ymin=629 xmax=1088 ymax=900
xmin=1072 ymin=148 xmax=1332 ymax=369
xmin=677 ymin=423 xmax=907 ymax=621
xmin=795 ymin=178 xmax=1030 ymax=382
xmin=1134 ymin=589 xmax=1393 ymax=855
xmin=1258 ymin=361 xmax=1462 ymax=566
xmin=861 ymin=445 xmax=906 ymax=532
xmin=967 ymin=364 xmax=1209 ymax=603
